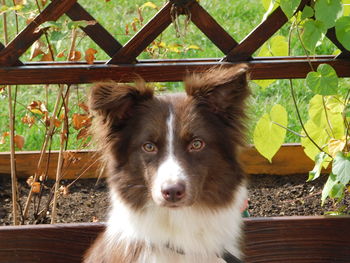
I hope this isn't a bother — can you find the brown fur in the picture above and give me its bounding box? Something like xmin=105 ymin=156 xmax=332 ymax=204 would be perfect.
xmin=84 ymin=64 xmax=250 ymax=263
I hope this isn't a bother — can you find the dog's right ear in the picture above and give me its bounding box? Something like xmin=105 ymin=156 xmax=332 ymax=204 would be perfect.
xmin=89 ymin=81 xmax=154 ymax=122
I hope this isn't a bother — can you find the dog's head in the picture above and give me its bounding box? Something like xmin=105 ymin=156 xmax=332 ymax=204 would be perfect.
xmin=89 ymin=65 xmax=249 ymax=210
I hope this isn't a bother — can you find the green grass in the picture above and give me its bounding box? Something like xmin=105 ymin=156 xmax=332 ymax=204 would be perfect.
xmin=0 ymin=0 xmax=348 ymax=151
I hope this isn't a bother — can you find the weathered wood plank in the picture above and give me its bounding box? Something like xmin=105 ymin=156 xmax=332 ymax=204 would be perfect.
xmin=225 ymin=0 xmax=308 ymax=61
xmin=0 ymin=58 xmax=349 ymax=85
xmin=0 ymin=42 xmax=23 ymax=66
xmin=65 ymin=2 xmax=123 ymax=57
xmin=0 ymin=0 xmax=77 ymax=66
xmin=188 ymin=1 xmax=239 ymax=55
xmin=0 ymin=144 xmax=328 ymax=179
xmin=0 ymin=217 xmax=349 ymax=263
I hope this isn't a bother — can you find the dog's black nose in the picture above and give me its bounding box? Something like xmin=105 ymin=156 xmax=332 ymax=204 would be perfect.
xmin=161 ymin=183 xmax=186 ymax=203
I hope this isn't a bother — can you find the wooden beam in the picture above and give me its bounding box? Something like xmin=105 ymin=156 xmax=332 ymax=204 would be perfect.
xmin=0 ymin=0 xmax=77 ymax=66
xmin=0 ymin=42 xmax=23 ymax=66
xmin=107 ymin=2 xmax=173 ymax=64
xmin=65 ymin=2 xmax=123 ymax=57
xmin=188 ymin=1 xmax=239 ymax=55
xmin=0 ymin=57 xmax=349 ymax=85
xmin=0 ymin=217 xmax=349 ymax=263
xmin=326 ymin=27 xmax=350 ymax=59
xmin=225 ymin=0 xmax=308 ymax=61
xmin=0 ymin=144 xmax=329 ymax=179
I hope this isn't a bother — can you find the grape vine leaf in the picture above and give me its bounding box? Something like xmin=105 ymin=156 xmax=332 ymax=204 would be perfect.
xmin=254 ymin=36 xmax=288 ymax=88
xmin=308 ymin=151 xmax=328 ymax=181
xmin=335 ymin=16 xmax=350 ymax=51
xmin=253 ymin=104 xmax=288 ymax=162
xmin=332 ymin=152 xmax=350 ymax=185
xmin=301 ymin=20 xmax=327 ymax=52
xmin=344 ymin=0 xmax=350 ymax=16
xmin=315 ymin=0 xmax=343 ymax=29
xmin=321 ymin=173 xmax=343 ymax=205
xmin=306 ymin=64 xmax=338 ymax=95
xmin=280 ymin=0 xmax=301 ymax=18
xmin=301 ymin=6 xmax=314 ymax=20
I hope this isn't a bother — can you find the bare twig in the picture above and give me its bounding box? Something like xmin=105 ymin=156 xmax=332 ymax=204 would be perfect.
xmin=51 ymin=85 xmax=69 ymax=224
xmin=3 ymin=0 xmax=19 ymax=226
xmin=23 ymin=84 xmax=65 ymax=219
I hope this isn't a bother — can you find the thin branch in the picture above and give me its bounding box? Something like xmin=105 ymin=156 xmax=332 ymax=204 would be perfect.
xmin=23 ymin=84 xmax=65 ymax=219
xmin=271 ymin=121 xmax=306 ymax=137
xmin=3 ymin=0 xmax=19 ymax=226
xmin=51 ymin=85 xmax=69 ymax=224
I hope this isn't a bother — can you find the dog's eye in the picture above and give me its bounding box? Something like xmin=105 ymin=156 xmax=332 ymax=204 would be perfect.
xmin=189 ymin=139 xmax=205 ymax=152
xmin=142 ymin=142 xmax=157 ymax=153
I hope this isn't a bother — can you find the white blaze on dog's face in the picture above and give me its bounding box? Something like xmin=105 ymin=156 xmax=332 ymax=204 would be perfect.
xmin=89 ymin=65 xmax=249 ymax=211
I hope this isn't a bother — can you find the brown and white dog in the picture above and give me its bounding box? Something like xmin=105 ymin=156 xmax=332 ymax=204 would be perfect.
xmin=84 ymin=65 xmax=250 ymax=263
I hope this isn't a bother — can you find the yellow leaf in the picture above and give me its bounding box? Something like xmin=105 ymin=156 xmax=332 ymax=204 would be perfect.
xmin=328 ymin=138 xmax=346 ymax=158
xmin=85 ymin=48 xmax=97 ymax=64
xmin=140 ymin=1 xmax=158 ymax=10
xmin=187 ymin=44 xmax=201 ymax=50
xmin=253 ymin=104 xmax=288 ymax=162
xmin=14 ymin=135 xmax=25 ymax=150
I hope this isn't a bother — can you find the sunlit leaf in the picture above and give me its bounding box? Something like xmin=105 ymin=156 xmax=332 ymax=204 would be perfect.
xmin=308 ymin=152 xmax=328 ymax=181
xmin=315 ymin=0 xmax=343 ymax=29
xmin=335 ymin=16 xmax=350 ymax=51
xmin=344 ymin=0 xmax=350 ymax=16
xmin=280 ymin=0 xmax=301 ymax=18
xmin=328 ymin=138 xmax=346 ymax=158
xmin=254 ymin=36 xmax=288 ymax=88
xmin=301 ymin=6 xmax=314 ymax=20
xmin=306 ymin=64 xmax=338 ymax=95
xmin=262 ymin=0 xmax=279 ymax=20
xmin=253 ymin=104 xmax=288 ymax=162
xmin=332 ymin=152 xmax=350 ymax=185
xmin=140 ymin=1 xmax=158 ymax=10
xmin=322 ymin=173 xmax=337 ymax=205
xmin=301 ymin=20 xmax=327 ymax=52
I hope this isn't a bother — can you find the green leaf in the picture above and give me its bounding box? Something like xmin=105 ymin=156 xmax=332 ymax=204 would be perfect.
xmin=253 ymin=104 xmax=288 ymax=162
xmin=344 ymin=104 xmax=350 ymax=117
xmin=308 ymin=152 xmax=328 ymax=181
xmin=315 ymin=0 xmax=343 ymax=28
xmin=253 ymin=36 xmax=288 ymax=88
xmin=344 ymin=0 xmax=350 ymax=16
xmin=301 ymin=20 xmax=327 ymax=52
xmin=330 ymin=183 xmax=345 ymax=199
xmin=321 ymin=173 xmax=338 ymax=205
xmin=262 ymin=0 xmax=279 ymax=20
xmin=280 ymin=0 xmax=301 ymax=18
xmin=301 ymin=6 xmax=314 ymax=20
xmin=332 ymin=152 xmax=350 ymax=185
xmin=335 ymin=16 xmax=350 ymax=51
xmin=306 ymin=64 xmax=338 ymax=95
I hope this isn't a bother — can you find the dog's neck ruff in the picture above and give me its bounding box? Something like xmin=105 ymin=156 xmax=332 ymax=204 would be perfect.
xmin=107 ymin=184 xmax=247 ymax=262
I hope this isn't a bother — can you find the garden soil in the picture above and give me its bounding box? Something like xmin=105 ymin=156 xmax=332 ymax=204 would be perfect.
xmin=1 ymin=174 xmax=349 ymax=225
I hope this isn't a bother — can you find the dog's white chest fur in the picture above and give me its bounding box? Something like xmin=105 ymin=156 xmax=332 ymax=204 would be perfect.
xmin=106 ymin=184 xmax=247 ymax=263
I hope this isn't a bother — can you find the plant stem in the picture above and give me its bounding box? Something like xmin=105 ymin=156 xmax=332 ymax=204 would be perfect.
xmin=51 ymin=85 xmax=69 ymax=224
xmin=271 ymin=121 xmax=306 ymax=137
xmin=23 ymin=84 xmax=64 ymax=219
xmin=3 ymin=0 xmax=19 ymax=226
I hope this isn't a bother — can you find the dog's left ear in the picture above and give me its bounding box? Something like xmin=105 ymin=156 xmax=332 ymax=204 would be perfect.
xmin=185 ymin=64 xmax=249 ymax=116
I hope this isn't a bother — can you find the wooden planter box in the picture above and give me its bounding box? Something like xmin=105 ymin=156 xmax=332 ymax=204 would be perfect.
xmin=1 ymin=144 xmax=347 ymax=262
xmin=0 ymin=216 xmax=350 ymax=263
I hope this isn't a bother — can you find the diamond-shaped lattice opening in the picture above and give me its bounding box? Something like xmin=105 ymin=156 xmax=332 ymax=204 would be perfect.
xmin=199 ymin=0 xmax=265 ymax=43
xmin=137 ymin=21 xmax=225 ymax=60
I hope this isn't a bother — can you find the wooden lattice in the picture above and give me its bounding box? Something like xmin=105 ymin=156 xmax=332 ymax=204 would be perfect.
xmin=0 ymin=0 xmax=349 ymax=85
